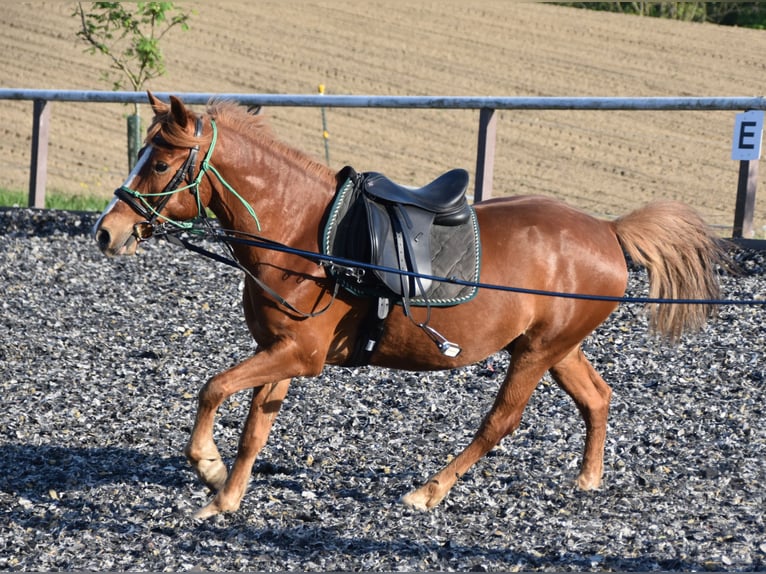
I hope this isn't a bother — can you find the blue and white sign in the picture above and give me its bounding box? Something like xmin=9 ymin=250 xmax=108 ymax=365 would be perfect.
xmin=731 ymin=110 xmax=764 ymax=161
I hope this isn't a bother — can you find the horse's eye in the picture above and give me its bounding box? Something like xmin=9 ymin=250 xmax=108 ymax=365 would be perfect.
xmin=155 ymin=162 xmax=170 ymax=174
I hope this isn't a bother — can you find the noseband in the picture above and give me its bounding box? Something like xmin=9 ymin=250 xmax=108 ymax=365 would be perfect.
xmin=115 ymin=116 xmax=205 ymax=240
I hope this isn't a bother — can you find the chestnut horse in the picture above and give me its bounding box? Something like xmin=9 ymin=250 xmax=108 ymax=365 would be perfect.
xmin=94 ymin=93 xmax=725 ymax=519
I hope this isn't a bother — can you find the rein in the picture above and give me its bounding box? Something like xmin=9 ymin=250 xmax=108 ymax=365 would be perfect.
xmin=115 ymin=116 xmax=765 ymax=309
xmin=162 ymin=225 xmax=766 ymax=308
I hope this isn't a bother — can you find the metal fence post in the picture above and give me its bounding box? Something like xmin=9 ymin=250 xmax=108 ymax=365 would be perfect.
xmin=28 ymin=98 xmax=51 ymax=209
xmin=732 ymin=159 xmax=758 ymax=238
xmin=474 ymin=107 xmax=497 ymax=203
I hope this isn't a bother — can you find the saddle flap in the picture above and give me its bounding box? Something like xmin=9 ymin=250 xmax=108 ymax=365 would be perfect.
xmin=363 ymin=198 xmax=434 ymax=298
xmin=363 ymin=198 xmax=392 ymax=271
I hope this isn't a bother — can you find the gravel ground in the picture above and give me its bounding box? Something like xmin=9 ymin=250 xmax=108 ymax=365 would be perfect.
xmin=0 ymin=208 xmax=764 ymax=572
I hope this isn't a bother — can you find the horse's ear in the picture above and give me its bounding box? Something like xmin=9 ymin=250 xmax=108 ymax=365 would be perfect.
xmin=169 ymin=95 xmax=190 ymax=130
xmin=147 ymin=91 xmax=168 ymax=116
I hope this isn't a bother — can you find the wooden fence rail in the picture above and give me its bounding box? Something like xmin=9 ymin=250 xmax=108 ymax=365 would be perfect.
xmin=2 ymin=89 xmax=765 ymax=238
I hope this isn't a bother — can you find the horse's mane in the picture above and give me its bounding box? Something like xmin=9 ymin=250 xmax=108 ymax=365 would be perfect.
xmin=207 ymin=99 xmax=275 ymax=142
xmin=147 ymin=99 xmax=333 ymax=182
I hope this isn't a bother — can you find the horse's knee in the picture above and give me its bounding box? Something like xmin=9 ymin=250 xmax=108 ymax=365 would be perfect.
xmin=480 ymin=407 xmax=524 ymax=444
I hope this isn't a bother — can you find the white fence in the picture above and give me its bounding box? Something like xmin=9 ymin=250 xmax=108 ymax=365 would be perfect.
xmin=2 ymin=89 xmax=764 ymax=239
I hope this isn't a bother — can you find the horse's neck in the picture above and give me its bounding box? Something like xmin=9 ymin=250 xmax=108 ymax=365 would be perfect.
xmin=209 ymin=134 xmax=336 ymax=253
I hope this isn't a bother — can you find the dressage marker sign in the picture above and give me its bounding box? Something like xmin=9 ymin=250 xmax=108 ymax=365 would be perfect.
xmin=731 ymin=110 xmax=764 ymax=238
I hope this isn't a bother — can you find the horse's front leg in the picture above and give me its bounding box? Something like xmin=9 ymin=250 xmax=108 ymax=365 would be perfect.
xmin=192 ymin=378 xmax=291 ymax=519
xmin=184 ymin=340 xmax=312 ymax=518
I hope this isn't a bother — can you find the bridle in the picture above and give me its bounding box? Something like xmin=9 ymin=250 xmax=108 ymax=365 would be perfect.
xmin=110 ymin=114 xmax=333 ymax=318
xmin=115 ymin=115 xmax=262 ymax=242
xmin=115 ymin=116 xmax=205 ymax=241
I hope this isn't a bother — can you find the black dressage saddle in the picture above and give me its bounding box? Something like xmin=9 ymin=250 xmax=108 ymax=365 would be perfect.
xmin=322 ymin=167 xmax=481 ymax=365
xmin=360 ymin=169 xmax=471 ymax=299
xmin=362 ymin=169 xmax=471 ymax=226
xmin=322 ymin=166 xmax=481 ymax=362
xmin=323 ymin=166 xmax=479 ymax=305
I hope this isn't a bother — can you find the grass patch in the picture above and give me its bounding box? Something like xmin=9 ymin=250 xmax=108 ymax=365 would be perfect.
xmin=0 ymin=188 xmax=110 ymax=212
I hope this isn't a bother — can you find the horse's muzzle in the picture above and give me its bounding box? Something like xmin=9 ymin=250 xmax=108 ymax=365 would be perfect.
xmin=93 ymin=224 xmax=140 ymax=257
xmin=95 ymin=226 xmax=112 ymax=254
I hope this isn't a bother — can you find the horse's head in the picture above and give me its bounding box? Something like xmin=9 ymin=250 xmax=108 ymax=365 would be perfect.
xmin=94 ymin=92 xmax=212 ymax=256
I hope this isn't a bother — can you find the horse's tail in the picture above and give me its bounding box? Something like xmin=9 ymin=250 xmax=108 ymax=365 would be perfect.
xmin=611 ymin=200 xmax=729 ymax=341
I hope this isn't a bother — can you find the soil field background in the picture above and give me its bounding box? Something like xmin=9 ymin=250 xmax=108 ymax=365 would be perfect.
xmin=3 ymin=2 xmax=766 ymax=234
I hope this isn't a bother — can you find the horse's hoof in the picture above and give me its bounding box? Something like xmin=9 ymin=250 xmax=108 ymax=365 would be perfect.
xmin=400 ymin=490 xmax=430 ymax=511
xmin=401 ymin=483 xmax=444 ymax=510
xmin=193 ymin=501 xmax=220 ymax=520
xmin=192 ymin=489 xmax=243 ymax=520
xmin=576 ymin=474 xmax=601 ymax=490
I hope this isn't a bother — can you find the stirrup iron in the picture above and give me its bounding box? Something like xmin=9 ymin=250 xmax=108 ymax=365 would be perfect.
xmin=420 ymin=324 xmax=461 ymax=358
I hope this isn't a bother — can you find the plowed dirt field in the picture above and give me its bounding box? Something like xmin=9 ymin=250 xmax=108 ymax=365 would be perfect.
xmin=3 ymin=2 xmax=766 ymax=233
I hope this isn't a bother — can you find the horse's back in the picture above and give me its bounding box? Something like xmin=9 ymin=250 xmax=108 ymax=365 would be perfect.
xmin=474 ymin=194 xmax=627 ymax=291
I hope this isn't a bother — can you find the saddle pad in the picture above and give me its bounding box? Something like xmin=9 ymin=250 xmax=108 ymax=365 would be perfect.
xmin=323 ymin=174 xmax=481 ymax=307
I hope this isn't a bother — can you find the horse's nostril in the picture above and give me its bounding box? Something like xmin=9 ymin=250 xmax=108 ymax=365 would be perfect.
xmin=96 ymin=228 xmax=111 ymax=253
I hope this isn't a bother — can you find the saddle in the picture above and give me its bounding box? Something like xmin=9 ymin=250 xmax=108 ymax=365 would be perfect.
xmin=324 ymin=166 xmax=480 ymax=301
xmin=323 ymin=166 xmax=482 ymax=361
xmin=363 ymin=170 xmax=471 ymax=226
xmin=360 ymin=169 xmax=472 ymax=299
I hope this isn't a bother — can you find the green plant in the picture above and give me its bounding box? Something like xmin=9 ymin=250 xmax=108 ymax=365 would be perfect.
xmin=74 ymin=2 xmax=192 ymax=107
xmin=74 ymin=2 xmax=192 ymax=169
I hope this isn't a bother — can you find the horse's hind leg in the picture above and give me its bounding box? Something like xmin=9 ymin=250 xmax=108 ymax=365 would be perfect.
xmin=549 ymin=346 xmax=612 ymax=490
xmin=401 ymin=340 xmax=550 ymax=510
